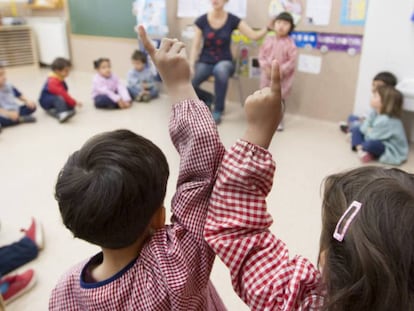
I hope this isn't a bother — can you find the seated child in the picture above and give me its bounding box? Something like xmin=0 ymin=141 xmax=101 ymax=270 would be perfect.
xmin=340 ymin=71 xmax=398 ymax=133
xmin=49 ymin=27 xmax=227 ymax=310
xmin=127 ymin=50 xmax=159 ymax=102
xmin=204 ymin=60 xmax=414 ymax=310
xmin=0 ymin=64 xmax=36 ymax=130
xmin=350 ymin=85 xmax=408 ymax=165
xmin=92 ymin=58 xmax=131 ymax=109
xmin=39 ymin=57 xmax=80 ymax=123
xmin=259 ymin=11 xmax=297 ymax=131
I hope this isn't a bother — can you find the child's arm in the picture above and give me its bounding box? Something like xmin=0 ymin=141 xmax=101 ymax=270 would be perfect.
xmin=139 ymin=26 xmax=225 ymax=242
xmin=204 ymin=61 xmax=324 ymax=310
xmin=0 ymin=108 xmax=19 ymax=120
xmin=47 ymin=78 xmax=77 ymax=108
xmin=280 ymin=42 xmax=298 ymax=80
xmin=93 ymin=75 xmax=121 ymax=103
xmin=11 ymin=86 xmax=36 ymax=109
xmin=258 ymin=37 xmax=272 ymax=72
xmin=114 ymin=77 xmax=131 ymax=102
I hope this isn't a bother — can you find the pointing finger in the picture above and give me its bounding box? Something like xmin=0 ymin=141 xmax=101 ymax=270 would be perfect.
xmin=270 ymin=60 xmax=281 ymax=95
xmin=138 ymin=25 xmax=156 ymax=59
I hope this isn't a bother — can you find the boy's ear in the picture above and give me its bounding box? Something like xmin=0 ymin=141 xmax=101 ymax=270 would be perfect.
xmin=151 ymin=206 xmax=166 ymax=230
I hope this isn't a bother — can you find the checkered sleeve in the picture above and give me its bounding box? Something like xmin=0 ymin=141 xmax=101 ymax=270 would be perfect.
xmin=205 ymin=140 xmax=324 ymax=311
xmin=169 ymin=99 xmax=225 ymax=243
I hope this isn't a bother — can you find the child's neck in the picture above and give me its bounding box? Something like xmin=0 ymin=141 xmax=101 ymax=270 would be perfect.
xmin=92 ymin=234 xmax=148 ymax=282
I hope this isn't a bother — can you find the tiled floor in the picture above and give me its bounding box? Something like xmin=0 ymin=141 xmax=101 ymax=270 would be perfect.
xmin=1 ymin=66 xmax=413 ymax=310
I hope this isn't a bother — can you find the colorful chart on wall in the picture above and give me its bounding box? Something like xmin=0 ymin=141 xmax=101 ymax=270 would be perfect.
xmin=134 ymin=0 xmax=168 ymax=36
xmin=177 ymin=0 xmax=247 ymax=18
xmin=340 ymin=0 xmax=368 ymax=26
xmin=268 ymin=0 xmax=302 ymax=24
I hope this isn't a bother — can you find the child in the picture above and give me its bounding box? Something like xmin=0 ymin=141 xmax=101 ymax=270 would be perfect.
xmin=0 ymin=218 xmax=43 ymax=306
xmin=204 ymin=61 xmax=414 ymax=310
xmin=259 ymin=11 xmax=297 ymax=131
xmin=49 ymin=27 xmax=227 ymax=310
xmin=0 ymin=64 xmax=36 ymax=129
xmin=39 ymin=57 xmax=80 ymax=123
xmin=340 ymin=71 xmax=398 ymax=133
xmin=92 ymin=58 xmax=132 ymax=109
xmin=350 ymin=85 xmax=408 ymax=165
xmin=127 ymin=50 xmax=159 ymax=102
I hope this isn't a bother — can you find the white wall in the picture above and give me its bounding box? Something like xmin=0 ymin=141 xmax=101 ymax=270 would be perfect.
xmin=355 ymin=0 xmax=414 ymax=141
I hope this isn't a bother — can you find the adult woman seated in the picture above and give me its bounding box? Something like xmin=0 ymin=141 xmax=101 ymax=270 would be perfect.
xmin=190 ymin=0 xmax=269 ymax=124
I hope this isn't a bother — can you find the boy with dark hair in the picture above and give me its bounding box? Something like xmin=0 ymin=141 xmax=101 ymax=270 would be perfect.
xmin=127 ymin=49 xmax=158 ymax=102
xmin=0 ymin=64 xmax=37 ymax=130
xmin=49 ymin=27 xmax=227 ymax=310
xmin=39 ymin=57 xmax=81 ymax=123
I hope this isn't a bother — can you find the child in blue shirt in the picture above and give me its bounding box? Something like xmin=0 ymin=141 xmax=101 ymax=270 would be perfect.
xmin=127 ymin=50 xmax=158 ymax=102
xmin=0 ymin=64 xmax=36 ymax=130
xmin=351 ymin=85 xmax=409 ymax=165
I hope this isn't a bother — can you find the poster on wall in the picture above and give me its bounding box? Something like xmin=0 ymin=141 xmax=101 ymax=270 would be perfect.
xmin=268 ymin=0 xmax=303 ymax=24
xmin=305 ymin=0 xmax=332 ymax=26
xmin=134 ymin=0 xmax=168 ymax=36
xmin=340 ymin=0 xmax=368 ymax=26
xmin=290 ymin=31 xmax=318 ymax=48
xmin=177 ymin=0 xmax=247 ymax=18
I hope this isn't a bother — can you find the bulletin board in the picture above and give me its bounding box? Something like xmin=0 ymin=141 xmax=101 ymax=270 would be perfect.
xmin=245 ymin=0 xmax=365 ymax=121
xmin=67 ymin=0 xmax=137 ymax=39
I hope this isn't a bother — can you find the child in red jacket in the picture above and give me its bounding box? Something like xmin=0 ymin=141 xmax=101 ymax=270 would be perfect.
xmin=39 ymin=58 xmax=81 ymax=123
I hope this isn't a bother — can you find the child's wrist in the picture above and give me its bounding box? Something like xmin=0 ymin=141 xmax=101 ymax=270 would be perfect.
xmin=168 ymin=83 xmax=198 ymax=103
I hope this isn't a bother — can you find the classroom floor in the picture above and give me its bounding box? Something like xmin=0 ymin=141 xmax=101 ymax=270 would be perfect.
xmin=1 ymin=66 xmax=413 ymax=310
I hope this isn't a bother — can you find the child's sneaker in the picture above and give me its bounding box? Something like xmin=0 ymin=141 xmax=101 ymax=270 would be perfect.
xmin=212 ymin=111 xmax=222 ymax=125
xmin=58 ymin=110 xmax=75 ymax=123
xmin=357 ymin=149 xmax=374 ymax=163
xmin=141 ymin=94 xmax=151 ymax=103
xmin=339 ymin=121 xmax=349 ymax=133
xmin=0 ymin=269 xmax=36 ymax=305
xmin=21 ymin=218 xmax=44 ymax=250
xmin=19 ymin=115 xmax=37 ymax=123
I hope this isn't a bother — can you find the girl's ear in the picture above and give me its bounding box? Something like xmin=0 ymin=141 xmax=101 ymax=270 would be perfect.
xmin=151 ymin=206 xmax=166 ymax=230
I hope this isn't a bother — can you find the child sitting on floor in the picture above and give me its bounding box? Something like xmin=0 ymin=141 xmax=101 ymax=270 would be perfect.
xmin=340 ymin=71 xmax=398 ymax=133
xmin=39 ymin=57 xmax=80 ymax=123
xmin=127 ymin=50 xmax=159 ymax=102
xmin=92 ymin=58 xmax=131 ymax=109
xmin=350 ymin=85 xmax=408 ymax=165
xmin=0 ymin=64 xmax=36 ymax=131
xmin=204 ymin=60 xmax=414 ymax=311
xmin=49 ymin=27 xmax=227 ymax=311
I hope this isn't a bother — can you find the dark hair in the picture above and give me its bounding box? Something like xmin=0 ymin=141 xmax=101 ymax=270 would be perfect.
xmin=274 ymin=12 xmax=295 ymax=34
xmin=319 ymin=166 xmax=414 ymax=311
xmin=131 ymin=50 xmax=148 ymax=64
xmin=373 ymin=71 xmax=398 ymax=87
xmin=93 ymin=58 xmax=110 ymax=69
xmin=55 ymin=129 xmax=169 ymax=249
xmin=377 ymin=85 xmax=404 ymax=118
xmin=51 ymin=57 xmax=72 ymax=71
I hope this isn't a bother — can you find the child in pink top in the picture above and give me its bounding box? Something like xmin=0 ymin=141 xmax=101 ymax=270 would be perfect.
xmin=92 ymin=58 xmax=131 ymax=109
xmin=259 ymin=12 xmax=297 ymax=130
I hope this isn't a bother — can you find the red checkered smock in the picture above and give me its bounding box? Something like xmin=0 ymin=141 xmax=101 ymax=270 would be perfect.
xmin=49 ymin=100 xmax=227 ymax=311
xmin=205 ymin=140 xmax=325 ymax=311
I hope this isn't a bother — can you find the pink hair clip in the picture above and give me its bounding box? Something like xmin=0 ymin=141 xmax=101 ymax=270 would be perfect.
xmin=333 ymin=201 xmax=362 ymax=242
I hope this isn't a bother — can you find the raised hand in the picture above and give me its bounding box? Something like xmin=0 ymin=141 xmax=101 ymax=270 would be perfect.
xmin=138 ymin=26 xmax=197 ymax=103
xmin=242 ymin=60 xmax=282 ymax=149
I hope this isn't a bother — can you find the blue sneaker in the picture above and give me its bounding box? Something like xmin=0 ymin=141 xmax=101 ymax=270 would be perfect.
xmin=212 ymin=111 xmax=222 ymax=125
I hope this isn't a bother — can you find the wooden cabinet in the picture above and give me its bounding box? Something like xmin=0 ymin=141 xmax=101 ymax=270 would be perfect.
xmin=0 ymin=26 xmax=38 ymax=67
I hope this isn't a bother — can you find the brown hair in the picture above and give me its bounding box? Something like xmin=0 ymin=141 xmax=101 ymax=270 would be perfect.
xmin=319 ymin=166 xmax=414 ymax=311
xmin=376 ymin=85 xmax=403 ymax=118
xmin=51 ymin=57 xmax=71 ymax=71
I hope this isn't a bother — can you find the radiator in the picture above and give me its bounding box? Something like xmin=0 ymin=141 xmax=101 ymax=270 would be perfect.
xmin=26 ymin=17 xmax=69 ymax=65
